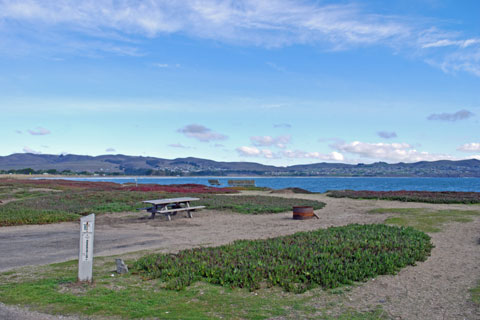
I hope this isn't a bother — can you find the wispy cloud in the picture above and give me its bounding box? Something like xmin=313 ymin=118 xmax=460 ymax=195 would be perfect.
xmin=153 ymin=63 xmax=181 ymax=68
xmin=457 ymin=142 xmax=480 ymax=152
xmin=178 ymin=124 xmax=227 ymax=142
xmin=1 ymin=1 xmax=479 ymax=76
xmin=377 ymin=131 xmax=397 ymax=139
xmin=105 ymin=147 xmax=116 ymax=152
xmin=273 ymin=123 xmax=291 ymax=128
xmin=250 ymin=135 xmax=290 ymax=148
xmin=266 ymin=62 xmax=286 ymax=72
xmin=23 ymin=146 xmax=41 ymax=154
xmin=168 ymin=143 xmax=191 ymax=149
xmin=334 ymin=141 xmax=453 ymax=162
xmin=422 ymin=38 xmax=480 ymax=49
xmin=427 ymin=109 xmax=474 ymax=122
xmin=15 ymin=130 xmax=22 ymax=134
xmin=28 ymin=126 xmax=51 ymax=135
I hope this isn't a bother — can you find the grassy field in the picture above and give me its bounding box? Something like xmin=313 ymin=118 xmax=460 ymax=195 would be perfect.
xmin=0 ymin=179 xmax=325 ymax=226
xmin=0 ymin=224 xmax=428 ymax=319
xmin=369 ymin=208 xmax=480 ymax=232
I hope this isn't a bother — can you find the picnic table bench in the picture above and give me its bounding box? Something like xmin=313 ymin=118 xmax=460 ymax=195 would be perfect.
xmin=139 ymin=197 xmax=205 ymax=221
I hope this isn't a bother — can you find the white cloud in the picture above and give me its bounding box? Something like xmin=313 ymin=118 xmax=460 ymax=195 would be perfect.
xmin=427 ymin=109 xmax=474 ymax=121
xmin=282 ymin=150 xmax=344 ymax=161
xmin=178 ymin=124 xmax=227 ymax=142
xmin=250 ymin=135 xmax=290 ymax=148
xmin=23 ymin=146 xmax=41 ymax=154
xmin=457 ymin=143 xmax=480 ymax=152
xmin=422 ymin=38 xmax=480 ymax=49
xmin=236 ymin=146 xmax=277 ymax=159
xmin=335 ymin=141 xmax=453 ymax=162
xmin=28 ymin=126 xmax=51 ymax=135
xmin=236 ymin=146 xmax=343 ymax=161
xmin=105 ymin=147 xmax=116 ymax=152
xmin=273 ymin=123 xmax=291 ymax=128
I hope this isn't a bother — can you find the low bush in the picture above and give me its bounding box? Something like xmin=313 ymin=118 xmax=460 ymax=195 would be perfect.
xmin=327 ymin=190 xmax=480 ymax=204
xmin=133 ymin=224 xmax=433 ymax=293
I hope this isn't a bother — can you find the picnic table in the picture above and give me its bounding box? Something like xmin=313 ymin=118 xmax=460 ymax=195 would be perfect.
xmin=139 ymin=197 xmax=205 ymax=221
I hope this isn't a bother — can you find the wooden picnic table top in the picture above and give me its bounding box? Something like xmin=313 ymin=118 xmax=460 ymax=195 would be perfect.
xmin=142 ymin=197 xmax=200 ymax=205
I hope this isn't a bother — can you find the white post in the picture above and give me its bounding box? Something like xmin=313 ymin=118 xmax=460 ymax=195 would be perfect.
xmin=78 ymin=214 xmax=95 ymax=282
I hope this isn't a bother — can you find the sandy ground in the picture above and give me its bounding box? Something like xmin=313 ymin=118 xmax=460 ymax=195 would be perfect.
xmin=0 ymin=191 xmax=479 ymax=319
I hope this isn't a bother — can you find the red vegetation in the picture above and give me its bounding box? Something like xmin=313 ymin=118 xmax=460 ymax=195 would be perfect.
xmin=327 ymin=190 xmax=480 ymax=204
xmin=2 ymin=179 xmax=237 ymax=194
xmin=1 ymin=178 xmax=121 ymax=190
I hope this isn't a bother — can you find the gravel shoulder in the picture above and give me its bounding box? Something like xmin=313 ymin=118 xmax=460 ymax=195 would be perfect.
xmin=1 ymin=191 xmax=479 ymax=319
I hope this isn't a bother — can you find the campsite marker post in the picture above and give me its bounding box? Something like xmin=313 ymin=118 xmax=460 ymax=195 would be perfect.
xmin=78 ymin=213 xmax=95 ymax=282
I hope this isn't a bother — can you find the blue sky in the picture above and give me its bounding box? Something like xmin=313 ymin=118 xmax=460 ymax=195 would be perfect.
xmin=1 ymin=0 xmax=480 ymax=165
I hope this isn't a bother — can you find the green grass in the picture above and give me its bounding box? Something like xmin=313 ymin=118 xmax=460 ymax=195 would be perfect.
xmin=134 ymin=224 xmax=432 ymax=293
xmin=471 ymin=280 xmax=480 ymax=305
xmin=198 ymin=194 xmax=325 ymax=214
xmin=1 ymin=188 xmax=326 ymax=226
xmin=369 ymin=208 xmax=480 ymax=232
xmin=0 ymin=256 xmax=387 ymax=319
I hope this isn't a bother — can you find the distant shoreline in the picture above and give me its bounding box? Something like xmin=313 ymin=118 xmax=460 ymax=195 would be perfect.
xmin=2 ymin=174 xmax=480 ymax=180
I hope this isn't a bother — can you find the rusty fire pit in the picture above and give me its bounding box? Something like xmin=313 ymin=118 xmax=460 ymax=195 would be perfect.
xmin=292 ymin=206 xmax=314 ymax=220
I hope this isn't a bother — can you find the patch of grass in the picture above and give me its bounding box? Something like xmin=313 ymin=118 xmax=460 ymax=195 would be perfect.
xmin=470 ymin=280 xmax=480 ymax=305
xmin=198 ymin=195 xmax=325 ymax=214
xmin=0 ymin=207 xmax=80 ymax=226
xmin=0 ymin=190 xmax=156 ymax=226
xmin=369 ymin=208 xmax=480 ymax=232
xmin=134 ymin=224 xmax=433 ymax=293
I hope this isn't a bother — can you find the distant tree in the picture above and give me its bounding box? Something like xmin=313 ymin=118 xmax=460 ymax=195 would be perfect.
xmin=17 ymin=168 xmax=36 ymax=174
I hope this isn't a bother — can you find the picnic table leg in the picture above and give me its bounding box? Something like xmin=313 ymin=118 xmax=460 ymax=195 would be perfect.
xmin=148 ymin=205 xmax=158 ymax=219
xmin=167 ymin=214 xmax=171 ymax=221
xmin=187 ymin=210 xmax=193 ymax=218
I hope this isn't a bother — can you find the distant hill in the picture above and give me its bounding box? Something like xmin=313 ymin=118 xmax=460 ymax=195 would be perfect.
xmin=1 ymin=153 xmax=480 ymax=177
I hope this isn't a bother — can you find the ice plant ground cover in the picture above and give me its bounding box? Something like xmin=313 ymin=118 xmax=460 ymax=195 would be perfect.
xmin=0 ymin=179 xmax=325 ymax=226
xmin=196 ymin=194 xmax=324 ymax=214
xmin=0 ymin=179 xmax=236 ymax=193
xmin=133 ymin=224 xmax=433 ymax=293
xmin=327 ymin=190 xmax=480 ymax=204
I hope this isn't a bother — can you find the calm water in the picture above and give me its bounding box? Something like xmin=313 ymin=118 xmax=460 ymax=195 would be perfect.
xmin=52 ymin=177 xmax=480 ymax=193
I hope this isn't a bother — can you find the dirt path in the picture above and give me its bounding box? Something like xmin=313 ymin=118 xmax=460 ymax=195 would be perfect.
xmin=0 ymin=192 xmax=479 ymax=319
